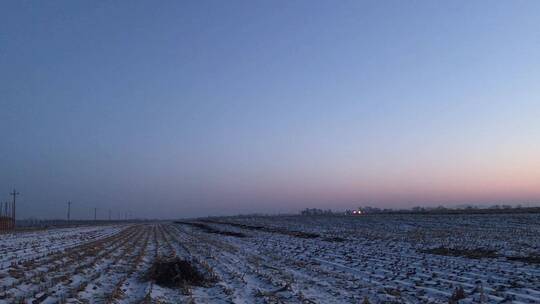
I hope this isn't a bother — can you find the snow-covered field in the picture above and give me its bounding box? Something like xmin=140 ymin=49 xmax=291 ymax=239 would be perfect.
xmin=0 ymin=213 xmax=538 ymax=303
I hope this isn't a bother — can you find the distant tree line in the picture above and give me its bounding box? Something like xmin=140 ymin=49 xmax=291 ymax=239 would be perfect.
xmin=14 ymin=218 xmax=154 ymax=230
xmin=300 ymin=204 xmax=540 ymax=216
xmin=300 ymin=208 xmax=336 ymax=216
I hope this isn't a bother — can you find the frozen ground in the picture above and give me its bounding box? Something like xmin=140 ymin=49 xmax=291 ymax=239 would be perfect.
xmin=0 ymin=213 xmax=538 ymax=303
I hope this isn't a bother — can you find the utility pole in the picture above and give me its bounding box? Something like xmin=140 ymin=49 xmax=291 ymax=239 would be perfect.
xmin=94 ymin=208 xmax=97 ymax=221
xmin=10 ymin=189 xmax=20 ymax=229
xmin=0 ymin=202 xmax=3 ymax=231
xmin=4 ymin=201 xmax=8 ymax=230
xmin=108 ymin=209 xmax=111 ymax=221
xmin=67 ymin=201 xmax=72 ymax=223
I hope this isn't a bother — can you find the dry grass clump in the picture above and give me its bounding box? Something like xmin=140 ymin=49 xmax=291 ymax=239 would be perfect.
xmin=506 ymin=255 xmax=540 ymax=264
xmin=146 ymin=258 xmax=209 ymax=288
xmin=175 ymin=222 xmax=246 ymax=238
xmin=421 ymin=247 xmax=498 ymax=259
xmin=449 ymin=286 xmax=466 ymax=304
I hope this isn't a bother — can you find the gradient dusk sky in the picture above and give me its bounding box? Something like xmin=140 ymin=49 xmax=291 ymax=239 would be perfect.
xmin=1 ymin=1 xmax=540 ymax=219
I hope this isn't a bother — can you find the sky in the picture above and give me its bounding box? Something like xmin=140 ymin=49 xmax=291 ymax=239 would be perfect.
xmin=1 ymin=1 xmax=540 ymax=219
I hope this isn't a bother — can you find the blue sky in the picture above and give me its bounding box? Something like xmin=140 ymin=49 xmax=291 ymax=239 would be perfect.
xmin=1 ymin=1 xmax=540 ymax=219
